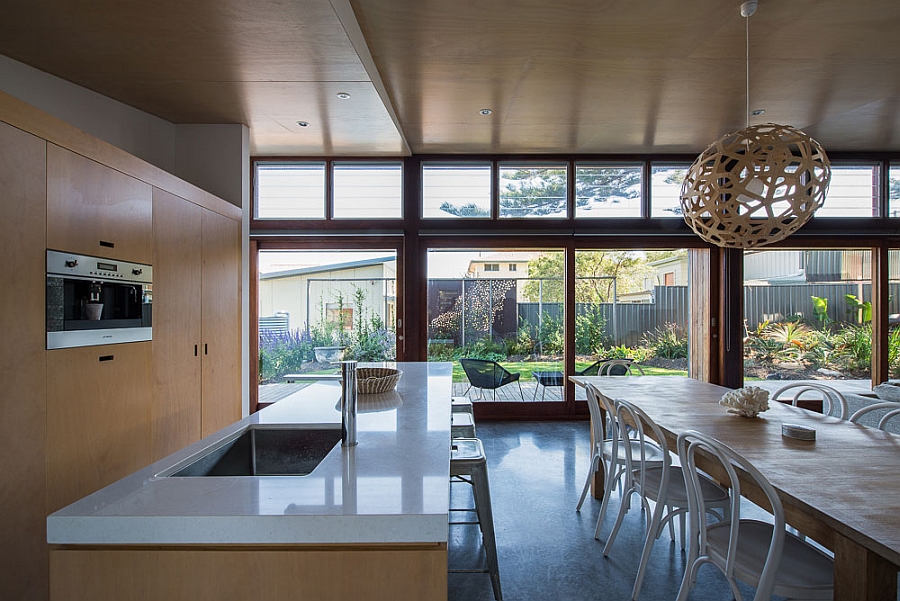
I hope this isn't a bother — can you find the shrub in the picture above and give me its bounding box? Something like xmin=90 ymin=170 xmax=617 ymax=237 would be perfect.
xmin=642 ymin=322 xmax=688 ymax=359
xmin=344 ymin=287 xmax=396 ymax=361
xmin=427 ymin=341 xmax=455 ymax=362
xmin=830 ymin=324 xmax=871 ymax=373
xmin=575 ymin=304 xmax=609 ymax=355
xmin=536 ymin=311 xmax=564 ymax=355
xmin=259 ymin=328 xmax=314 ymax=383
xmin=455 ymin=337 xmax=507 ymax=362
xmin=889 ymin=327 xmax=900 ymax=378
xmin=599 ymin=344 xmax=649 ymax=363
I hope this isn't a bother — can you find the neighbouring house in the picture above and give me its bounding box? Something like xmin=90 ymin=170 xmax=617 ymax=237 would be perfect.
xmin=259 ymin=256 xmax=397 ymax=336
xmin=467 ymin=252 xmax=538 ymax=279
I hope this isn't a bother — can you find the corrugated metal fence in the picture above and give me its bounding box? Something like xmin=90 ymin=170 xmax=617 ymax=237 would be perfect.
xmin=516 ymin=283 xmax=898 ymax=347
xmin=519 ymin=286 xmax=691 ymax=347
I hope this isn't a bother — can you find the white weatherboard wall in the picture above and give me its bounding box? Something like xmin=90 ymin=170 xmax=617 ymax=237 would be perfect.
xmin=0 ymin=53 xmax=250 ymax=416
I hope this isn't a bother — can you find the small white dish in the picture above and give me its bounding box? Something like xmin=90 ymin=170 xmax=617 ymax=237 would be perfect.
xmin=782 ymin=423 xmax=816 ymax=441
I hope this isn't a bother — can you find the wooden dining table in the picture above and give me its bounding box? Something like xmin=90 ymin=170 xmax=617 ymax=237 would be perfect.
xmin=570 ymin=375 xmax=900 ymax=601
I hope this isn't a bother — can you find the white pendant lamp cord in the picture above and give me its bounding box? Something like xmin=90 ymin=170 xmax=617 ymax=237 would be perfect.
xmin=741 ymin=0 xmax=757 ymax=127
xmin=745 ymin=14 xmax=750 ymax=127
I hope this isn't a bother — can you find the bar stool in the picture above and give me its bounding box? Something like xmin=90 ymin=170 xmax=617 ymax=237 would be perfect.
xmin=452 ymin=396 xmax=474 ymax=414
xmin=451 ymin=410 xmax=476 ymax=438
xmin=449 ymin=437 xmax=502 ymax=600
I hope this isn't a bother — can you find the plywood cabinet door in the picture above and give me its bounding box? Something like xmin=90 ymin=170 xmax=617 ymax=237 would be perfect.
xmin=151 ymin=188 xmax=202 ymax=461
xmin=47 ymin=144 xmax=152 ymax=263
xmin=47 ymin=342 xmax=152 ymax=513
xmin=0 ymin=121 xmax=48 ymax=601
xmin=200 ymin=209 xmax=242 ymax=436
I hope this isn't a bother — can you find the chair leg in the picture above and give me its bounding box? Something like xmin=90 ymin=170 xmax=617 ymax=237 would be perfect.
xmin=630 ymin=499 xmax=668 ymax=600
xmin=601 ymin=486 xmax=634 ymax=555
xmin=517 ymin=381 xmax=524 ymax=401
xmin=576 ymin=453 xmax=599 ymax=511
xmin=593 ymin=456 xmax=619 ymax=540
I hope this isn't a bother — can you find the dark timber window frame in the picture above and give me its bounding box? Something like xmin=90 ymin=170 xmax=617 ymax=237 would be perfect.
xmin=250 ymin=152 xmax=900 ymax=418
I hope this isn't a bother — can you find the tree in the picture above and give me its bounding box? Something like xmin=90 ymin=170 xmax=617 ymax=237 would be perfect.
xmin=439 ymin=202 xmax=490 ymax=217
xmin=522 ymin=251 xmax=652 ymax=303
xmin=891 ymin=177 xmax=900 ymax=217
xmin=573 ymin=167 xmax=642 ymax=213
xmin=499 ymin=167 xmax=567 ymax=217
xmin=438 ymin=166 xmax=643 ymax=218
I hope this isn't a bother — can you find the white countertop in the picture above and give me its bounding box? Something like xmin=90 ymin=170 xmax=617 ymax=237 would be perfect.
xmin=48 ymin=362 xmax=453 ymax=545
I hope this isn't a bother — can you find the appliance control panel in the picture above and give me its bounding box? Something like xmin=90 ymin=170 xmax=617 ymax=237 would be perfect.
xmin=47 ymin=250 xmax=152 ymax=284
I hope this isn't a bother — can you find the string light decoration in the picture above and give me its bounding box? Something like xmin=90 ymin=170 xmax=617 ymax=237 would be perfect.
xmin=679 ymin=1 xmax=831 ymax=249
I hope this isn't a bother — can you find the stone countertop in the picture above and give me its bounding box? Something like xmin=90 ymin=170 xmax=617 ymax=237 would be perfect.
xmin=47 ymin=362 xmax=452 ymax=545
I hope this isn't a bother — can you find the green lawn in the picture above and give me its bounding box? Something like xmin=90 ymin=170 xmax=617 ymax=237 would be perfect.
xmin=449 ymin=360 xmax=687 ymax=382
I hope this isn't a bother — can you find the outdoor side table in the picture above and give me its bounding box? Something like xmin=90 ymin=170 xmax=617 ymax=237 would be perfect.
xmin=531 ymin=370 xmax=564 ymax=400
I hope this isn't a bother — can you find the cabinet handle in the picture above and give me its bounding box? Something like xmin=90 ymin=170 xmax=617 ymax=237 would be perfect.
xmin=205 ymin=343 xmax=208 ymax=355
xmin=194 ymin=344 xmax=198 ymax=357
xmin=99 ymin=355 xmax=114 ymax=362
xmin=99 ymin=240 xmax=115 ymax=248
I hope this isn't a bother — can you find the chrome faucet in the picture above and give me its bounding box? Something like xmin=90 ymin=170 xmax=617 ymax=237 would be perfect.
xmin=287 ymin=361 xmax=358 ymax=446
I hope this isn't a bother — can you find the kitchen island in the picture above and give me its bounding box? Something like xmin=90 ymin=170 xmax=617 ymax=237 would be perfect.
xmin=47 ymin=361 xmax=452 ymax=601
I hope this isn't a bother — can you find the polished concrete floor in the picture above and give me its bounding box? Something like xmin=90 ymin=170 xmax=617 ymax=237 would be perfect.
xmin=448 ymin=420 xmax=771 ymax=601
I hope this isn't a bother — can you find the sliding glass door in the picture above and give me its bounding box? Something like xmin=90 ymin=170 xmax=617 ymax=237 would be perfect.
xmin=256 ymin=249 xmax=397 ymax=408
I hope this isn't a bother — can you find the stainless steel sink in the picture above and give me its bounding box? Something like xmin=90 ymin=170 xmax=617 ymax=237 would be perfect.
xmin=164 ymin=424 xmax=341 ymax=477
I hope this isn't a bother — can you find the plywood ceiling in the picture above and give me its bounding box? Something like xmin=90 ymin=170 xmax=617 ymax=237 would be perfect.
xmin=1 ymin=0 xmax=899 ymax=156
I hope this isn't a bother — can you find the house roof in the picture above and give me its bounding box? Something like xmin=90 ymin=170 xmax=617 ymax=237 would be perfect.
xmin=1 ymin=0 xmax=898 ymax=156
xmin=261 ymin=256 xmax=395 ymax=280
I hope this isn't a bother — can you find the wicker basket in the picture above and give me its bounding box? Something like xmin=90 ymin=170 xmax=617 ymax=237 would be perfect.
xmin=356 ymin=367 xmax=402 ymax=395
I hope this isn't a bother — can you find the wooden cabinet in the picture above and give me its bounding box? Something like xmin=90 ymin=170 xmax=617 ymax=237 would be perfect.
xmin=151 ymin=188 xmax=203 ymax=460
xmin=47 ymin=144 xmax=152 ymax=263
xmin=201 ymin=208 xmax=242 ymax=436
xmin=46 ymin=343 xmax=152 ymax=513
xmin=152 ymin=189 xmax=241 ymax=457
xmin=0 ymin=122 xmax=48 ymax=601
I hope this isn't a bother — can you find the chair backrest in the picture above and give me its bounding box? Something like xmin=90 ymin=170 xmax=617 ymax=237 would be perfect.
xmin=598 ymin=359 xmax=645 ymax=376
xmin=578 ymin=357 xmax=633 ymax=376
xmin=613 ymin=398 xmax=673 ymax=490
xmin=849 ymin=400 xmax=900 ymax=431
xmin=676 ymin=430 xmax=785 ymax=601
xmin=771 ymin=382 xmax=848 ymax=420
xmin=460 ymin=358 xmax=508 ymax=388
xmin=584 ymin=382 xmax=617 ymax=443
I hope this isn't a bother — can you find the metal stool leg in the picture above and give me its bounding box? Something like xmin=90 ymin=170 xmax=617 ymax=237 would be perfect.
xmin=449 ymin=438 xmax=502 ymax=601
xmin=471 ymin=460 xmax=501 ymax=600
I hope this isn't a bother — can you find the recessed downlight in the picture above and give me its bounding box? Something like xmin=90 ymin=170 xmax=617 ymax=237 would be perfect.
xmin=296 ymin=121 xmax=310 ymax=127
xmin=479 ymin=108 xmax=493 ymax=115
xmin=752 ymin=109 xmax=766 ymax=116
xmin=336 ymin=92 xmax=351 ymax=100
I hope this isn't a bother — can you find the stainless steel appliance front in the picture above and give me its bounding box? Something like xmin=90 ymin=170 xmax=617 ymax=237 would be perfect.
xmin=46 ymin=250 xmax=152 ymax=349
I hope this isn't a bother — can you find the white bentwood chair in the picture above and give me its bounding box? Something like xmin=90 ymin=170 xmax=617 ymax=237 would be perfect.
xmin=849 ymin=400 xmax=900 ymax=431
xmin=676 ymin=430 xmax=834 ymax=601
xmin=598 ymin=359 xmax=646 ymax=376
xmin=576 ymin=384 xmax=664 ymax=542
xmin=602 ymin=399 xmax=729 ymax=600
xmin=771 ymin=382 xmax=848 ymax=420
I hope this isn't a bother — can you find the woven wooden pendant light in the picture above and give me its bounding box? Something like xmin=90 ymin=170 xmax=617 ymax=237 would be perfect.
xmin=679 ymin=1 xmax=831 ymax=249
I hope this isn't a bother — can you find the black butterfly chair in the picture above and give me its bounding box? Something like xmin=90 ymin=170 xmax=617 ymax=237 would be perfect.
xmin=460 ymin=358 xmax=524 ymax=401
